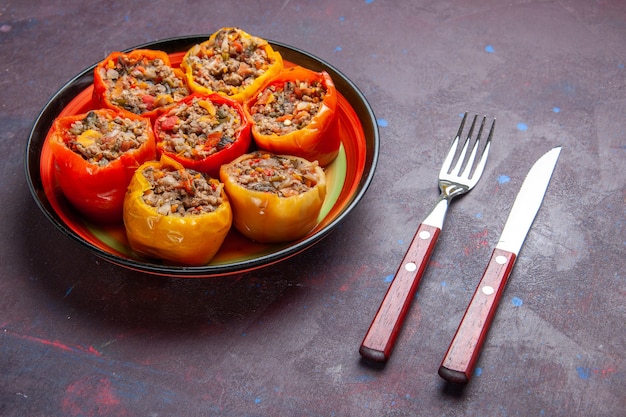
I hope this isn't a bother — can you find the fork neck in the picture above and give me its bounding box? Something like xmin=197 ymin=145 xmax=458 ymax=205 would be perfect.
xmin=422 ymin=182 xmax=469 ymax=229
xmin=422 ymin=197 xmax=449 ymax=229
xmin=440 ymin=181 xmax=470 ymax=199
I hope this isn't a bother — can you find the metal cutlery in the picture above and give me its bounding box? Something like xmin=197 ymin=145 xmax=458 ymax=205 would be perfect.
xmin=360 ymin=113 xmax=496 ymax=362
xmin=439 ymin=146 xmax=562 ymax=384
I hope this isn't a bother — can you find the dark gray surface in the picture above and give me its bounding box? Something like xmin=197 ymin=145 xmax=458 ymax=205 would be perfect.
xmin=1 ymin=1 xmax=624 ymax=416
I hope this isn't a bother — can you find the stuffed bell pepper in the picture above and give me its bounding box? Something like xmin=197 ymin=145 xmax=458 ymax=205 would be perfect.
xmin=123 ymin=155 xmax=232 ymax=266
xmin=245 ymin=66 xmax=340 ymax=166
xmin=181 ymin=27 xmax=284 ymax=103
xmin=48 ymin=108 xmax=157 ymax=223
xmin=93 ymin=49 xmax=189 ymax=121
xmin=219 ymin=151 xmax=326 ymax=243
xmin=154 ymin=93 xmax=252 ymax=177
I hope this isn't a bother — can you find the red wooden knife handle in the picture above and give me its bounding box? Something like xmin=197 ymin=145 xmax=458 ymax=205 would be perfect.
xmin=438 ymin=248 xmax=517 ymax=383
xmin=360 ymin=223 xmax=441 ymax=362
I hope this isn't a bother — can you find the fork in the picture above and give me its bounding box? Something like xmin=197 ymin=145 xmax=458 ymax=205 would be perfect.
xmin=360 ymin=113 xmax=495 ymax=363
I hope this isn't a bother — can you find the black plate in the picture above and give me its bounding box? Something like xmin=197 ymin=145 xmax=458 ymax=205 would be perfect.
xmin=25 ymin=35 xmax=379 ymax=277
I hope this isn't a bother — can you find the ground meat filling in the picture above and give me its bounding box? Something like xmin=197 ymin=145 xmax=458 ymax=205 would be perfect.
xmin=227 ymin=153 xmax=320 ymax=198
xmin=158 ymin=96 xmax=243 ymax=160
xmin=98 ymin=55 xmax=188 ymax=115
xmin=66 ymin=111 xmax=150 ymax=166
xmin=186 ymin=28 xmax=274 ymax=95
xmin=249 ymin=79 xmax=326 ymax=135
xmin=141 ymin=166 xmax=224 ymax=216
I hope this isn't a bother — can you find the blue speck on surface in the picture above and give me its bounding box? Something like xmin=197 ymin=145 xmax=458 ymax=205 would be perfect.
xmin=255 ymin=398 xmax=261 ymax=404
xmin=485 ymin=45 xmax=495 ymax=53
xmin=377 ymin=118 xmax=388 ymax=127
xmin=64 ymin=285 xmax=74 ymax=297
xmin=384 ymin=274 xmax=394 ymax=283
xmin=441 ymin=281 xmax=446 ymax=287
xmin=552 ymin=107 xmax=560 ymax=113
xmin=365 ymin=0 xmax=375 ymax=3
xmin=475 ymin=212 xmax=483 ymax=219
xmin=512 ymin=296 xmax=523 ymax=307
xmin=517 ymin=122 xmax=528 ymax=131
xmin=161 ymin=390 xmax=175 ymax=404
xmin=618 ymin=63 xmax=624 ymax=69
xmin=577 ymin=366 xmax=591 ymax=380
xmin=497 ymin=175 xmax=510 ymax=184
xmin=339 ymin=16 xmax=345 ymax=22
xmin=334 ymin=46 xmax=342 ymax=52
xmin=475 ymin=367 xmax=483 ymax=377
xmin=353 ymin=374 xmax=375 ymax=383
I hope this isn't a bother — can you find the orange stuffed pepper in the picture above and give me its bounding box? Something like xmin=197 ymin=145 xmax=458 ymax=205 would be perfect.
xmin=245 ymin=66 xmax=340 ymax=166
xmin=93 ymin=49 xmax=189 ymax=122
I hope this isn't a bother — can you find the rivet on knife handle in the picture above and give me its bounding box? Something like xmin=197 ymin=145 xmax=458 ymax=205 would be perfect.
xmin=360 ymin=223 xmax=440 ymax=362
xmin=438 ymin=248 xmax=516 ymax=383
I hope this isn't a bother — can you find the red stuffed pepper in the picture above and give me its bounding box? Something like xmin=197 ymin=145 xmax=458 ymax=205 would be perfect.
xmin=48 ymin=109 xmax=157 ymax=223
xmin=245 ymin=66 xmax=340 ymax=166
xmin=93 ymin=49 xmax=189 ymax=122
xmin=123 ymin=155 xmax=232 ymax=266
xmin=219 ymin=151 xmax=326 ymax=243
xmin=154 ymin=93 xmax=252 ymax=177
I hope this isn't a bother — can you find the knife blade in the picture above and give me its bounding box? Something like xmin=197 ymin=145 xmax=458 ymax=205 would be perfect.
xmin=438 ymin=146 xmax=561 ymax=384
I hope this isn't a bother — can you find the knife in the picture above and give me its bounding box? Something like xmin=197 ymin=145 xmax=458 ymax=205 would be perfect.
xmin=438 ymin=146 xmax=562 ymax=384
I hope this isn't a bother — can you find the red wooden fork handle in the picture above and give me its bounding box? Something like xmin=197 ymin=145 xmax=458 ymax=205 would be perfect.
xmin=360 ymin=223 xmax=440 ymax=362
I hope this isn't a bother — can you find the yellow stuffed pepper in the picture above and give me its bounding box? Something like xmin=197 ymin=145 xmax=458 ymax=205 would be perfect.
xmin=123 ymin=155 xmax=232 ymax=265
xmin=219 ymin=151 xmax=326 ymax=243
xmin=181 ymin=27 xmax=283 ymax=103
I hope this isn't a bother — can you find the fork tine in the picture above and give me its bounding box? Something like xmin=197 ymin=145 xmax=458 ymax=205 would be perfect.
xmin=440 ymin=138 xmax=459 ymax=177
xmin=439 ymin=112 xmax=467 ymax=177
xmin=439 ymin=112 xmax=467 ymax=176
xmin=451 ymin=137 xmax=470 ymax=177
xmin=461 ymin=116 xmax=486 ymax=179
xmin=470 ymin=118 xmax=496 ymax=181
xmin=451 ymin=114 xmax=478 ymax=177
xmin=454 ymin=112 xmax=468 ymax=141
